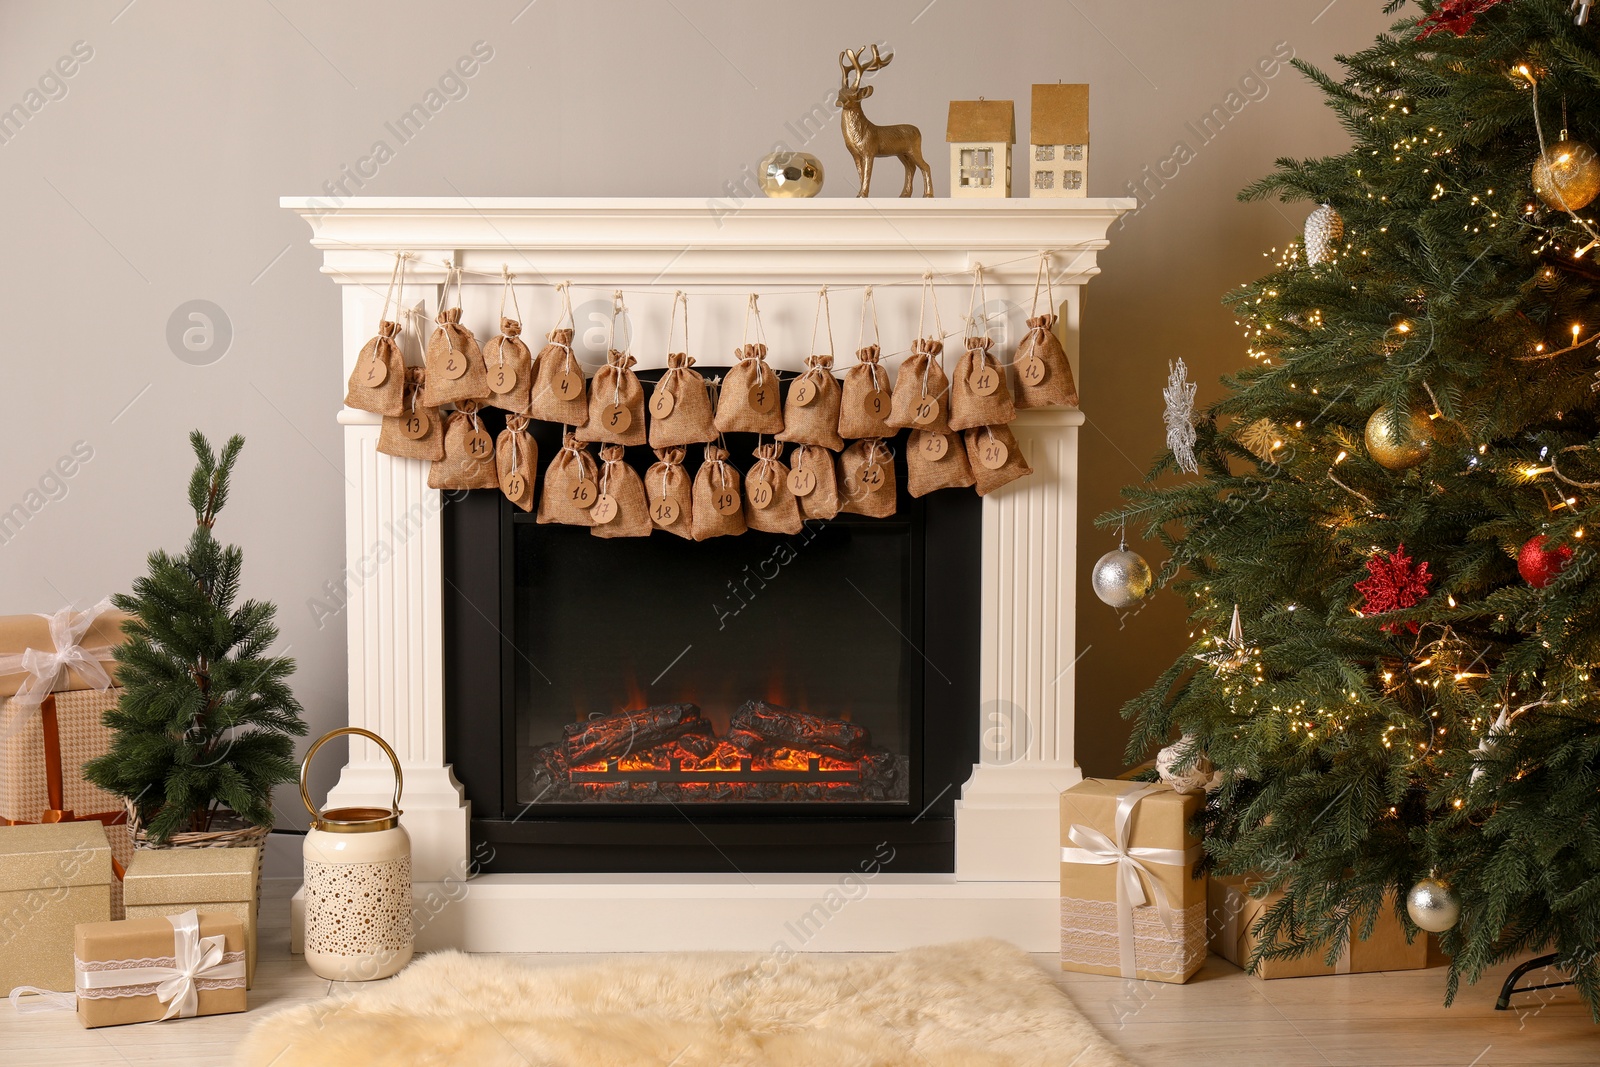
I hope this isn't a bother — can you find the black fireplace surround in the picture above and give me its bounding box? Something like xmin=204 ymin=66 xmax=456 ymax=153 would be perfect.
xmin=444 ymin=413 xmax=981 ymax=874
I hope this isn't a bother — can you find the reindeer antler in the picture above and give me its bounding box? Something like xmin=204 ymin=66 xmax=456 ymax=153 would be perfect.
xmin=839 ymin=47 xmax=863 ymax=89
xmin=860 ymin=43 xmax=894 ymax=73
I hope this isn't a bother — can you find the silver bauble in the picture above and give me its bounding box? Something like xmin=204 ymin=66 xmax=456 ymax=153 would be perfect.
xmin=1304 ymin=203 xmax=1344 ymax=266
xmin=758 ymin=151 xmax=824 ymax=198
xmin=1406 ymin=876 xmax=1461 ymax=933
xmin=1092 ymin=548 xmax=1153 ymax=608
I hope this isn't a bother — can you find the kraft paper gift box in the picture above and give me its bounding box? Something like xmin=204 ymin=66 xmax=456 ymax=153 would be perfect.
xmin=0 ymin=821 xmax=113 ymax=993
xmin=125 ymin=846 xmax=260 ymax=987
xmin=1059 ymin=778 xmax=1207 ymax=983
xmin=73 ymin=909 xmax=247 ymax=1028
xmin=1207 ymin=874 xmax=1427 ymax=978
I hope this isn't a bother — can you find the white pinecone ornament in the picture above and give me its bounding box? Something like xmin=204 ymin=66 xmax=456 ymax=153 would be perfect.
xmin=1304 ymin=203 xmax=1343 ymax=266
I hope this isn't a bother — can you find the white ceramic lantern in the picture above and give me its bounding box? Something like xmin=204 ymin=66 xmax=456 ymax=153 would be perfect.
xmin=299 ymin=727 xmax=413 ymax=981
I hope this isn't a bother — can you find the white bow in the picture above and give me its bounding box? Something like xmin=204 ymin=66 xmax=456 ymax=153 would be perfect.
xmin=0 ymin=598 xmax=116 ymax=707
xmin=72 ymin=909 xmax=244 ymax=1020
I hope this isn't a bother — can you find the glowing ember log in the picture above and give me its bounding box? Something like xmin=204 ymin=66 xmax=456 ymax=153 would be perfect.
xmin=728 ymin=700 xmax=870 ymax=760
xmin=560 ymin=703 xmax=709 ymax=766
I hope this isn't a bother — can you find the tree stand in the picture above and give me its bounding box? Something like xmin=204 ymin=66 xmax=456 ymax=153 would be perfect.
xmin=1495 ymin=952 xmax=1575 ymax=1010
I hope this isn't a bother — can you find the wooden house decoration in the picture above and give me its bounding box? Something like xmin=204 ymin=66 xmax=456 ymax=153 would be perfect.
xmin=946 ymin=98 xmax=1015 ymax=198
xmin=1029 ymin=83 xmax=1089 ymax=198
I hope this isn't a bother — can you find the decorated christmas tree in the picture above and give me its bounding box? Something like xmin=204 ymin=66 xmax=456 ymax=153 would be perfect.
xmin=1105 ymin=0 xmax=1600 ymax=1010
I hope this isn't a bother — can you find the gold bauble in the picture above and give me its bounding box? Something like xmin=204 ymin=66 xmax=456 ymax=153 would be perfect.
xmin=1364 ymin=405 xmax=1433 ymax=470
xmin=1532 ymin=139 xmax=1600 ymax=212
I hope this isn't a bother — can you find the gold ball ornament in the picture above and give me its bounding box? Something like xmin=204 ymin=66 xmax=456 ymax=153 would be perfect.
xmin=1364 ymin=405 xmax=1433 ymax=471
xmin=758 ymin=151 xmax=825 ymax=198
xmin=1405 ymin=876 xmax=1461 ymax=933
xmin=1532 ymin=139 xmax=1600 ymax=212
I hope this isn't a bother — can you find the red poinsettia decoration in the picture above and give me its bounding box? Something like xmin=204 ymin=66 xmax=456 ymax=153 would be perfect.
xmin=1356 ymin=544 xmax=1433 ymax=633
xmin=1415 ymin=0 xmax=1511 ymax=39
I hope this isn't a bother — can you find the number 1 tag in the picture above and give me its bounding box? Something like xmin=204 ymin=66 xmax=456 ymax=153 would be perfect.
xmin=363 ymin=353 xmax=388 ymax=386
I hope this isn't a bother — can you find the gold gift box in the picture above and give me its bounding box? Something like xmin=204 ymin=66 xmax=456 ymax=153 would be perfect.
xmin=0 ymin=608 xmax=130 ymax=699
xmin=1059 ymin=779 xmax=1207 ymax=983
xmin=1207 ymin=874 xmax=1427 ymax=978
xmin=125 ymin=846 xmax=260 ymax=987
xmin=74 ymin=911 xmax=246 ymax=1028
xmin=0 ymin=821 xmax=112 ymax=993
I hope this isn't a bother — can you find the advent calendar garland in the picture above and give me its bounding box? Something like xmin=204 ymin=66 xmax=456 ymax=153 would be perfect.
xmin=341 ymin=252 xmax=1075 ymax=538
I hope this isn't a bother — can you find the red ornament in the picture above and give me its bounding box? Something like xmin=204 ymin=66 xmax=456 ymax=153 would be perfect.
xmin=1518 ymin=534 xmax=1573 ymax=589
xmin=1414 ymin=0 xmax=1511 ymax=39
xmin=1356 ymin=544 xmax=1433 ymax=633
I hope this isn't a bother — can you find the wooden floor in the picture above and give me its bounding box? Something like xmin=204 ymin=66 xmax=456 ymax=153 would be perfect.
xmin=4 ymin=879 xmax=1595 ymax=1066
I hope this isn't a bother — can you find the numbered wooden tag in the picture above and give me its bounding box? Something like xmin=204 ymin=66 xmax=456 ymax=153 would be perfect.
xmin=1019 ymin=354 xmax=1047 ymax=386
xmin=968 ymin=363 xmax=999 ymax=397
xmin=863 ymin=389 xmax=890 ymax=420
xmin=571 ymin=479 xmax=598 ymax=509
xmin=601 ymin=403 xmax=633 ymax=434
xmin=651 ymin=497 xmax=681 ymax=526
xmin=918 ymin=431 xmax=948 ymax=461
xmin=749 ymin=478 xmax=775 ymax=510
xmin=787 ymin=467 xmax=816 ymax=497
xmin=505 ymin=472 xmax=527 ymax=500
xmin=488 ymin=362 xmax=516 ymax=394
xmin=590 ymin=494 xmax=619 ymax=524
xmin=555 ymin=371 xmax=583 ymax=401
xmin=464 ymin=428 xmax=493 ymax=460
xmin=912 ymin=394 xmax=941 ymax=427
xmin=362 ymin=351 xmax=389 ymax=387
xmin=859 ymin=462 xmax=886 ymax=493
xmin=748 ymin=380 xmax=778 ymax=414
xmin=791 ymin=378 xmax=818 ymax=407
xmin=979 ymin=436 xmax=1009 ymax=470
xmin=714 ymin=487 xmax=742 ymax=516
xmin=401 ymin=412 xmax=431 ymax=441
xmin=650 ymin=388 xmax=676 ymax=419
xmin=440 ymin=343 xmax=468 ymax=380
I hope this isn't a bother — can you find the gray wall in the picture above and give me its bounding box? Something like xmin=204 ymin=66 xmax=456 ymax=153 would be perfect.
xmin=0 ymin=1 xmax=1391 ymax=873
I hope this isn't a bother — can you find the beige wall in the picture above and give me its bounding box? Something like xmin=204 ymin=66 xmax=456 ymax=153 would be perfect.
xmin=0 ymin=1 xmax=1391 ymax=866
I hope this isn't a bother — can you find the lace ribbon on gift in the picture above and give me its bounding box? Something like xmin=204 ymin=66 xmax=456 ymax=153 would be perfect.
xmin=0 ymin=598 xmax=117 ymax=707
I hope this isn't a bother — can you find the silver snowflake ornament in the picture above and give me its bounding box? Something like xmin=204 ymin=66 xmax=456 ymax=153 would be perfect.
xmin=1164 ymin=358 xmax=1199 ymax=474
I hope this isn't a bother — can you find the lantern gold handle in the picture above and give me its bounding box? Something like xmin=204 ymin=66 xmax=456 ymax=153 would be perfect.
xmin=300 ymin=727 xmax=404 ymax=823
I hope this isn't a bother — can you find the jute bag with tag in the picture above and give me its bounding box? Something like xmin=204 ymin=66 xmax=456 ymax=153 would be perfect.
xmin=906 ymin=427 xmax=974 ymax=497
xmin=839 ymin=438 xmax=897 ymax=518
xmin=778 ymin=288 xmax=843 ymax=450
xmin=537 ymin=431 xmax=600 ymax=526
xmin=1014 ymin=252 xmax=1078 ymax=409
xmin=714 ymin=294 xmax=784 ymax=436
xmin=421 ymin=263 xmax=491 ymax=408
xmin=483 ymin=270 xmax=534 ymax=414
xmin=344 ymin=253 xmax=409 ymax=417
xmin=949 ymin=266 xmax=1017 ymax=431
xmin=649 ymin=294 xmax=717 ymax=447
xmin=965 ymin=423 xmax=1034 ymax=496
xmin=496 ymin=414 xmax=538 ymax=513
xmin=377 ymin=367 xmax=445 ymax=462
xmin=527 ymin=282 xmax=590 ymax=427
xmin=788 ymin=443 xmax=841 ymax=520
xmin=590 ymin=444 xmax=651 ymax=539
xmin=579 ymin=293 xmax=647 ymax=446
xmin=744 ymin=441 xmax=802 ymax=535
xmin=645 ymin=447 xmax=694 ymax=540
xmin=692 ymin=443 xmax=747 ymax=540
xmin=888 ymin=274 xmax=953 ymax=433
xmin=838 ymin=288 xmax=895 ymax=440
xmin=429 ymin=399 xmax=498 ymax=490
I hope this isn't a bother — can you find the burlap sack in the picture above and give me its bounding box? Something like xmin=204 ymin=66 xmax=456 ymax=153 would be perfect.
xmin=906 ymin=429 xmax=974 ymax=497
xmin=692 ymin=444 xmax=747 ymax=539
xmin=744 ymin=443 xmax=802 ymax=535
xmin=1013 ymin=314 xmax=1077 ymax=409
xmin=576 ymin=349 xmax=647 ymax=446
xmin=496 ymin=415 xmax=538 ymax=513
xmin=537 ymin=432 xmax=600 ymax=526
xmin=648 ymin=352 xmax=717 ymax=448
xmin=645 ymin=447 xmax=695 ymax=539
xmin=714 ymin=343 xmax=785 ymax=435
xmin=838 ymin=344 xmax=895 ymax=440
xmin=966 ymin=423 xmax=1034 ymax=496
xmin=591 ymin=444 xmax=651 ymax=538
xmin=483 ymin=318 xmax=535 ymax=414
xmin=421 ymin=308 xmax=490 ymax=408
xmin=789 ymin=444 xmax=841 ymax=520
xmin=377 ymin=368 xmax=445 ymax=461
xmin=776 ymin=354 xmax=844 ymax=450
xmin=527 ymin=328 xmax=590 ymax=427
xmin=344 ymin=320 xmax=406 ymax=416
xmin=428 ymin=402 xmax=498 ymax=490
xmin=887 ymin=337 xmax=952 ymax=433
xmin=949 ymin=336 xmax=1016 ymax=431
xmin=839 ymin=438 xmax=897 ymax=518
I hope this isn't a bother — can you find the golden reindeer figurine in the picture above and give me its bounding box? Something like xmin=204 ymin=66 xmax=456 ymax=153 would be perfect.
xmin=838 ymin=45 xmax=933 ymax=198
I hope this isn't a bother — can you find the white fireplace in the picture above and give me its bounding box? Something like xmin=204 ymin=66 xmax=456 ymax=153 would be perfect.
xmin=283 ymin=196 xmax=1132 ymax=952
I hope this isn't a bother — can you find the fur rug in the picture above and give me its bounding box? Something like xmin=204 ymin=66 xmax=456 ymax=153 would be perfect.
xmin=236 ymin=938 xmax=1133 ymax=1067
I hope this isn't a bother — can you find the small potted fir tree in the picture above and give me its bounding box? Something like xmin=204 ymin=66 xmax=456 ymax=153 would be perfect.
xmin=86 ymin=431 xmax=307 ymax=852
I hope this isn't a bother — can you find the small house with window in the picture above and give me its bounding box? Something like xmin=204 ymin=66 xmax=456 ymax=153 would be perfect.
xmin=1029 ymin=83 xmax=1089 ymax=197
xmin=946 ymin=98 xmax=1014 ymax=198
